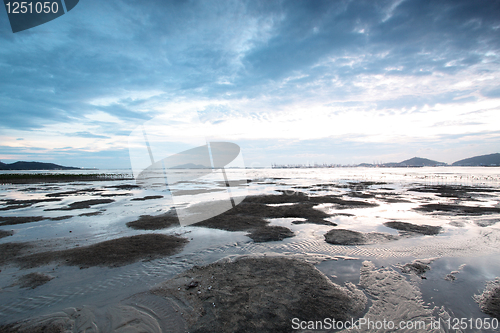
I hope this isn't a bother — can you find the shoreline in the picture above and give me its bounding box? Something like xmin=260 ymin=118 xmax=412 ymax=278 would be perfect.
xmin=0 ymin=174 xmax=133 ymax=184
xmin=0 ymin=171 xmax=499 ymax=330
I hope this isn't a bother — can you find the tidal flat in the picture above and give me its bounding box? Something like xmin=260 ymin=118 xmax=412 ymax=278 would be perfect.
xmin=0 ymin=167 xmax=499 ymax=332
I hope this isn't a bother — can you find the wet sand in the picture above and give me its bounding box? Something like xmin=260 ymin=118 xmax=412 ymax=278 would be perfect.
xmin=0 ymin=256 xmax=366 ymax=332
xmin=0 ymin=198 xmax=62 ymax=211
xmin=5 ymin=255 xmax=494 ymax=332
xmin=78 ymin=211 xmax=104 ymax=217
xmin=105 ymin=184 xmax=140 ymax=190
xmin=1 ymin=169 xmax=500 ymax=331
xmin=45 ymin=188 xmax=104 ymax=197
xmin=324 ymin=228 xmax=399 ymax=245
xmin=0 ymin=174 xmax=132 ymax=184
xmin=125 ymin=192 xmax=354 ymax=234
xmin=0 ymin=230 xmax=13 ymax=239
xmin=416 ymin=203 xmax=500 ymax=214
xmin=15 ymin=272 xmax=54 ymax=289
xmin=0 ymin=242 xmax=32 ymax=266
xmin=131 ymin=195 xmax=164 ymax=201
xmin=383 ymin=221 xmax=442 ymax=235
xmin=126 ymin=211 xmax=180 ymax=230
xmin=14 ymin=234 xmax=188 ymax=269
xmin=0 ymin=216 xmax=46 ymax=226
xmin=44 ymin=199 xmax=114 ymax=211
xmin=397 ymin=258 xmax=435 ymax=277
xmin=152 ymin=256 xmax=367 ymax=333
xmin=475 ymin=278 xmax=500 ymax=320
xmin=0 ymin=216 xmax=74 ymax=226
xmin=189 ymin=193 xmax=348 ymax=242
xmin=409 ymin=184 xmax=500 ymax=198
xmin=246 ymin=225 xmax=294 ymax=242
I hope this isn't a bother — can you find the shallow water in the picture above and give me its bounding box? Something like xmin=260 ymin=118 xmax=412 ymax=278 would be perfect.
xmin=1 ymin=167 xmax=500 ymax=331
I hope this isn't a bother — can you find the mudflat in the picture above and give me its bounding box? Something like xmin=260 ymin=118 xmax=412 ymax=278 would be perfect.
xmin=152 ymin=256 xmax=367 ymax=333
xmin=2 ymin=234 xmax=188 ymax=269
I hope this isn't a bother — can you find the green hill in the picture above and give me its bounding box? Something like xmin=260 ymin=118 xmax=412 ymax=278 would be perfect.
xmin=379 ymin=157 xmax=446 ymax=167
xmin=0 ymin=161 xmax=80 ymax=170
xmin=397 ymin=157 xmax=447 ymax=167
xmin=452 ymin=153 xmax=500 ymax=166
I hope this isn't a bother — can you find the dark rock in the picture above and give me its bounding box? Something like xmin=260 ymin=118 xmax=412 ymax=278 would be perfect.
xmin=399 ymin=259 xmax=434 ymax=276
xmin=324 ymin=229 xmax=366 ymax=245
xmin=324 ymin=229 xmax=399 ymax=245
xmin=476 ymin=279 xmax=500 ymax=320
xmin=126 ymin=211 xmax=179 ymax=230
xmin=384 ymin=221 xmax=442 ymax=235
xmin=246 ymin=226 xmax=294 ymax=242
xmin=186 ymin=281 xmax=199 ymax=289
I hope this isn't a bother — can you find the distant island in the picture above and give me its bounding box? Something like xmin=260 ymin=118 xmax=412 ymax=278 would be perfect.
xmin=0 ymin=161 xmax=80 ymax=171
xmin=272 ymin=153 xmax=500 ymax=168
xmin=2 ymin=153 xmax=499 ymax=171
xmin=452 ymin=153 xmax=500 ymax=167
xmin=378 ymin=157 xmax=447 ymax=167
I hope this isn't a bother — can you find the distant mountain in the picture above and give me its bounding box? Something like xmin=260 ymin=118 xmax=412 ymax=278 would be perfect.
xmin=361 ymin=157 xmax=447 ymax=167
xmin=396 ymin=157 xmax=447 ymax=167
xmin=0 ymin=161 xmax=80 ymax=170
xmin=452 ymin=153 xmax=500 ymax=166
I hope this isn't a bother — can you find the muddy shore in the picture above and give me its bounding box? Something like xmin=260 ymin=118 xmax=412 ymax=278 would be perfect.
xmin=0 ymin=174 xmax=133 ymax=184
xmin=0 ymin=230 xmax=13 ymax=239
xmin=475 ymin=278 xmax=500 ymax=319
xmin=0 ymin=234 xmax=188 ymax=269
xmin=1 ymin=176 xmax=500 ymax=331
xmin=383 ymin=221 xmax=442 ymax=235
xmin=152 ymin=256 xmax=367 ymax=333
xmin=324 ymin=228 xmax=399 ymax=245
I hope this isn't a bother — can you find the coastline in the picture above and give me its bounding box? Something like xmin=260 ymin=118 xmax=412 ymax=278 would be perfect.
xmin=0 ymin=168 xmax=499 ymax=331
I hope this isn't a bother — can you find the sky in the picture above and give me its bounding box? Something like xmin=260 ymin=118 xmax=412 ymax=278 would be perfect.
xmin=1 ymin=0 xmax=499 ymax=169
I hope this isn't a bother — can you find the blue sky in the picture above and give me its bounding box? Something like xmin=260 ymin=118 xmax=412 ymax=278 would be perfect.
xmin=1 ymin=0 xmax=499 ymax=168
